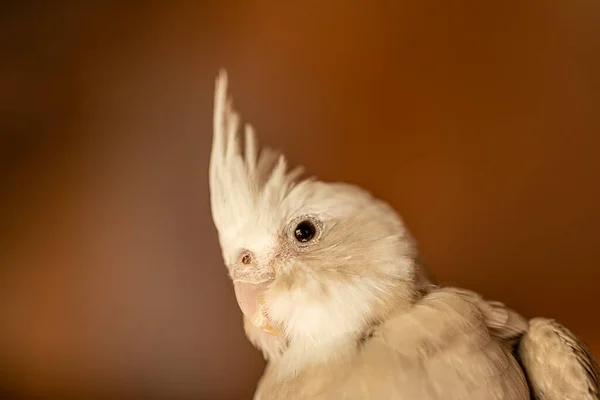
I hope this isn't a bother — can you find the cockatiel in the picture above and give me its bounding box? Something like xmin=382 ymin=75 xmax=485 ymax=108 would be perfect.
xmin=208 ymin=69 xmax=599 ymax=400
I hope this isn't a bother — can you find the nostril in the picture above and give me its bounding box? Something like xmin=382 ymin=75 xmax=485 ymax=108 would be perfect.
xmin=240 ymin=251 xmax=253 ymax=265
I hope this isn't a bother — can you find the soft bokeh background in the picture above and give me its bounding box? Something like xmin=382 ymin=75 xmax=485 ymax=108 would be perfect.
xmin=1 ymin=2 xmax=599 ymax=399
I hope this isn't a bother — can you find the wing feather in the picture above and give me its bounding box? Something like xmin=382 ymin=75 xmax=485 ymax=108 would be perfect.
xmin=518 ymin=317 xmax=600 ymax=400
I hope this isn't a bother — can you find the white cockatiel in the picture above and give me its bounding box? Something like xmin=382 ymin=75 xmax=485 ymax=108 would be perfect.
xmin=209 ymin=70 xmax=599 ymax=400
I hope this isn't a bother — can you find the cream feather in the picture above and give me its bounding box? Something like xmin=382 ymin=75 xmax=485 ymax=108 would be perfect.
xmin=208 ymin=69 xmax=599 ymax=400
xmin=210 ymin=70 xmax=306 ymax=264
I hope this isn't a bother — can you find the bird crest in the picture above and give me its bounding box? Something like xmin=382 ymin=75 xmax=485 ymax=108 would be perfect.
xmin=209 ymin=70 xmax=306 ymax=251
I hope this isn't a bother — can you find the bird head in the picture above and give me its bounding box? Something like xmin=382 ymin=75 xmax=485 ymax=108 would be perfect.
xmin=209 ymin=70 xmax=427 ymax=348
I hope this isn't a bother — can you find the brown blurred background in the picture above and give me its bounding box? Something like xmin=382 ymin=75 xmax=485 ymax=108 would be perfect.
xmin=1 ymin=1 xmax=599 ymax=399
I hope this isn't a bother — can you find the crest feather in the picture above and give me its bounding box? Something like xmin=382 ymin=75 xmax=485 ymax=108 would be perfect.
xmin=209 ymin=69 xmax=307 ymax=243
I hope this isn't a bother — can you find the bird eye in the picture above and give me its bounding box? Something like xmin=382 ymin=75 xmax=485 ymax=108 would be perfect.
xmin=294 ymin=220 xmax=316 ymax=243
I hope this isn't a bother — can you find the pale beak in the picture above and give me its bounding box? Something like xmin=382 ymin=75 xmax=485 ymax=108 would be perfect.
xmin=233 ymin=279 xmax=279 ymax=336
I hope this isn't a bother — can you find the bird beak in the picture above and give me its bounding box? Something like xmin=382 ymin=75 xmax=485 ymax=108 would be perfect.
xmin=233 ymin=279 xmax=279 ymax=336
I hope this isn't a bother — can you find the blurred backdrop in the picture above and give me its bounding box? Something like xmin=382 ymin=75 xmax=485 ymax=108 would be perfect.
xmin=1 ymin=1 xmax=599 ymax=399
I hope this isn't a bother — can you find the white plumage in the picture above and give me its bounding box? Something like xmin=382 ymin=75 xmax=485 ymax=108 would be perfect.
xmin=209 ymin=70 xmax=599 ymax=400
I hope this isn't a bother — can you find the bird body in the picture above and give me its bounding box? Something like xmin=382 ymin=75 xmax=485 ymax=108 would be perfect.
xmin=208 ymin=70 xmax=599 ymax=400
xmin=251 ymin=288 xmax=530 ymax=400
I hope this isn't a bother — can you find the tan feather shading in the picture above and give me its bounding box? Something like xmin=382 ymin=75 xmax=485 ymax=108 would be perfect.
xmin=519 ymin=317 xmax=600 ymax=400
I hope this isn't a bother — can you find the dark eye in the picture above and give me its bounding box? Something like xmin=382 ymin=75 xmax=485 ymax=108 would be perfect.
xmin=294 ymin=220 xmax=316 ymax=242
